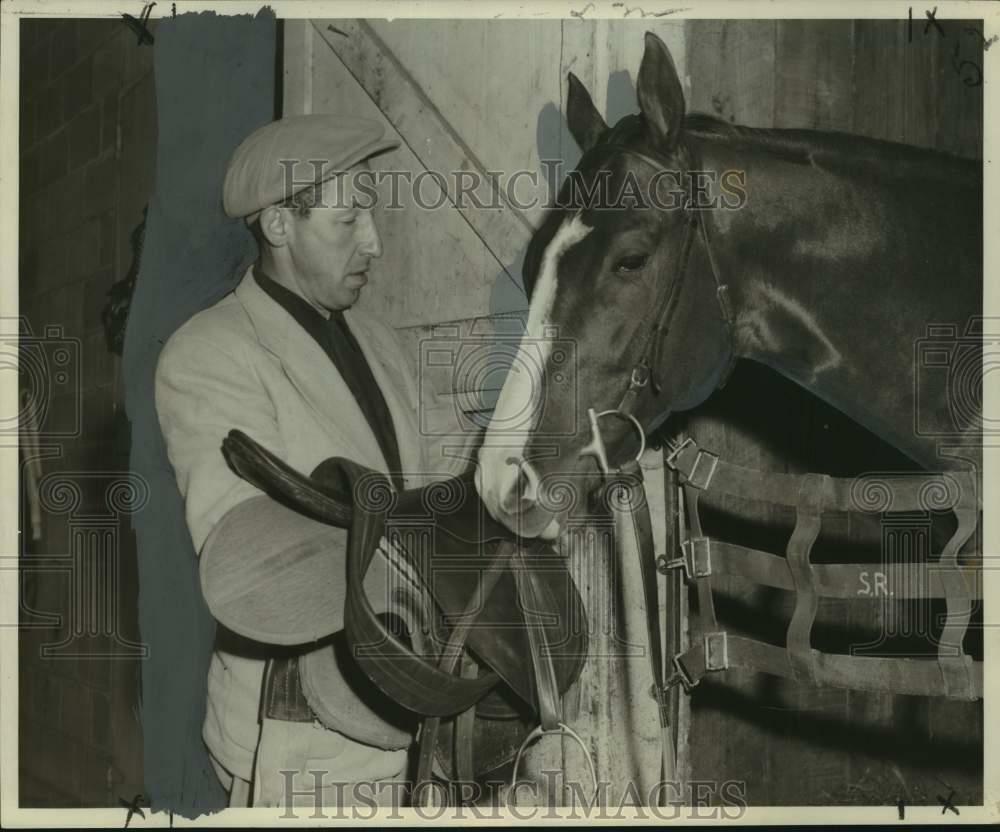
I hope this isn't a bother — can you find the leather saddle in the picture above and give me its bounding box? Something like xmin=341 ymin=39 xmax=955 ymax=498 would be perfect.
xmin=221 ymin=429 xmax=589 ymax=778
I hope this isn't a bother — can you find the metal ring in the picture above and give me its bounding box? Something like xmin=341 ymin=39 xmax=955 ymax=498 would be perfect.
xmin=507 ymin=722 xmax=598 ymax=807
xmin=592 ymin=408 xmax=648 ymax=466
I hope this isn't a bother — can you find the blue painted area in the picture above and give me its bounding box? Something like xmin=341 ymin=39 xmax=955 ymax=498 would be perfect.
xmin=121 ymin=10 xmax=275 ymax=816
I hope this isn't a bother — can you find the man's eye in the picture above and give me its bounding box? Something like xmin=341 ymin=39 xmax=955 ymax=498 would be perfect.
xmin=614 ymin=254 xmax=649 ymax=274
xmin=341 ymin=216 xmax=357 ymax=225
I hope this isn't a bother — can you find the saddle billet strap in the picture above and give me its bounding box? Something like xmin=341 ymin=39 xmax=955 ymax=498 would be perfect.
xmin=412 ymin=540 xmax=514 ymax=797
xmin=673 ymin=633 xmax=983 ymax=700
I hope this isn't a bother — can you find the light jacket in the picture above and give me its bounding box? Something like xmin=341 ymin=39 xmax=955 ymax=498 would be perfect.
xmin=155 ymin=266 xmax=448 ymax=780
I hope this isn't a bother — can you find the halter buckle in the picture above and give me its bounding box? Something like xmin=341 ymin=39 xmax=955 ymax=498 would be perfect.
xmin=665 ymin=633 xmax=729 ymax=694
xmin=665 ymin=438 xmax=719 ymax=491
xmin=657 ymin=537 xmax=711 ymax=581
xmin=665 ymin=654 xmax=698 ymax=693
xmin=629 ymin=362 xmax=651 ymax=389
xmin=703 ymin=631 xmax=730 ymax=672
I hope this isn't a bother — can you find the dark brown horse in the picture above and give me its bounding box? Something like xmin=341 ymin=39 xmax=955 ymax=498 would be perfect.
xmin=476 ymin=32 xmax=982 ymax=539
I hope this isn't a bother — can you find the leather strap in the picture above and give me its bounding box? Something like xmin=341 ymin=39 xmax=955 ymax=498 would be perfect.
xmin=784 ymin=473 xmax=831 ymax=684
xmin=701 ymin=539 xmax=982 ymax=599
xmin=667 ymin=438 xmax=970 ymax=513
xmin=343 ymin=473 xmax=503 ymax=716
xmin=454 ymin=654 xmax=480 ymax=783
xmin=683 ymin=484 xmax=717 ymax=633
xmin=662 ymin=463 xmax=684 ymax=781
xmin=667 ymin=436 xmax=982 ymax=703
xmin=611 ymin=155 xmax=699 ymax=415
xmin=261 ymin=655 xmax=315 ymax=723
xmin=936 ymin=504 xmax=979 ymax=700
xmin=412 ymin=541 xmax=516 ymax=798
xmin=223 ymin=431 xmax=354 ymax=526
xmin=511 ymin=546 xmax=563 ymax=731
xmin=610 ymin=462 xmax=674 ymax=788
xmin=603 ymin=137 xmax=737 ymax=418
xmin=673 ymin=633 xmax=983 ymax=700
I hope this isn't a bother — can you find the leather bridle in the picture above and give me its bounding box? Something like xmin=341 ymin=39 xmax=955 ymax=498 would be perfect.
xmin=577 ymin=139 xmax=735 ymax=479
xmin=566 ymin=135 xmax=735 ymax=793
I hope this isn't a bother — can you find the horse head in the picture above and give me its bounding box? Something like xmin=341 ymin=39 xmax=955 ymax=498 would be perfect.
xmin=476 ymin=33 xmax=735 ymax=539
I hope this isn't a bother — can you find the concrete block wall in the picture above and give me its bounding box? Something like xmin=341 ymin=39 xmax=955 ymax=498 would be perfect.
xmin=18 ymin=17 xmax=156 ymax=808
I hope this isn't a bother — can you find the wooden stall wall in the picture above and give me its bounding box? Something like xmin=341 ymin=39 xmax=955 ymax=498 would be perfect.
xmin=679 ymin=19 xmax=983 ymax=805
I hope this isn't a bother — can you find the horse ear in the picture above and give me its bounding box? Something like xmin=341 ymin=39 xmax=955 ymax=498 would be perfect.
xmin=566 ymin=72 xmax=608 ymax=153
xmin=636 ymin=31 xmax=685 ymax=148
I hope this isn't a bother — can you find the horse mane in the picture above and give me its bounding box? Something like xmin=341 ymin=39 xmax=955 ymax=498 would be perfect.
xmin=682 ymin=112 xmax=979 ymax=187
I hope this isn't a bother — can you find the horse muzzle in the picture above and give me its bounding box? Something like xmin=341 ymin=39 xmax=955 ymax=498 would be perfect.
xmin=474 ymin=455 xmax=565 ymax=540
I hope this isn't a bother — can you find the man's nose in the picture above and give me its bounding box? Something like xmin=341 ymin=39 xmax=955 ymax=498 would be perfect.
xmin=358 ymin=212 xmax=383 ymax=259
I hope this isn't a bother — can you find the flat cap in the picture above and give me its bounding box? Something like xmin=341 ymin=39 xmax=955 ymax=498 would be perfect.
xmin=222 ymin=114 xmax=399 ymax=219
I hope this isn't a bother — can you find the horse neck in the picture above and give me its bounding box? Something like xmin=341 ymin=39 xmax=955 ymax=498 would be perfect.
xmin=692 ymin=130 xmax=982 ymax=472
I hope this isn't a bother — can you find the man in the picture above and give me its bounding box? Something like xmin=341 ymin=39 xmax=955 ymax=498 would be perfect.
xmin=155 ymin=114 xmax=457 ymax=808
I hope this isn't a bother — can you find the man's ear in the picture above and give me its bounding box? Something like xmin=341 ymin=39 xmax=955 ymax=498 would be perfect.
xmin=567 ymin=72 xmax=608 ymax=153
xmin=258 ymin=205 xmax=290 ymax=248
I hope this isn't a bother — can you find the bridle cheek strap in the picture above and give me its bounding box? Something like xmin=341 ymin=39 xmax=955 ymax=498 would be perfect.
xmin=615 ymin=207 xmax=700 ymax=417
xmin=600 ymin=143 xmax=736 ymax=423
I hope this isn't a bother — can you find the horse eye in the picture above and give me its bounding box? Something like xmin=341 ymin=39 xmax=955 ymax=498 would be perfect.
xmin=614 ymin=254 xmax=649 ymax=274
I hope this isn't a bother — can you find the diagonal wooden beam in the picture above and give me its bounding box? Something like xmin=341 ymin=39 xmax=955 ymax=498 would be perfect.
xmin=311 ymin=19 xmax=534 ymax=282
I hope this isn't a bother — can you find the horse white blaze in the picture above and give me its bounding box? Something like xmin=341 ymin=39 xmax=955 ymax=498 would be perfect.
xmin=476 ymin=215 xmax=592 ymax=530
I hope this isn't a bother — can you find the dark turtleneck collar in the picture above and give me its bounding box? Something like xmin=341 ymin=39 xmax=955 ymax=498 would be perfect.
xmin=253 ymin=265 xmax=404 ymax=489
